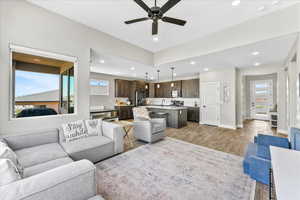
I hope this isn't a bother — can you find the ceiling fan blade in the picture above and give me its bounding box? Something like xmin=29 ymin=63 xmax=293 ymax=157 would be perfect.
xmin=152 ymin=20 xmax=158 ymax=35
xmin=125 ymin=17 xmax=149 ymax=24
xmin=162 ymin=16 xmax=186 ymax=26
xmin=134 ymin=0 xmax=151 ymax=13
xmin=160 ymin=0 xmax=181 ymax=15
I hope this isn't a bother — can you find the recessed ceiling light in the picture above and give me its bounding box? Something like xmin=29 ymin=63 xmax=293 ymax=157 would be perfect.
xmin=258 ymin=6 xmax=266 ymax=11
xmin=33 ymin=58 xmax=40 ymax=62
xmin=254 ymin=62 xmax=261 ymax=66
xmin=116 ymin=72 xmax=121 ymax=75
xmin=203 ymin=68 xmax=209 ymax=71
xmin=153 ymin=36 xmax=159 ymax=42
xmin=130 ymin=67 xmax=135 ymax=70
xmin=150 ymin=77 xmax=154 ymax=80
xmin=190 ymin=61 xmax=196 ymax=65
xmin=173 ymin=73 xmax=177 ymax=77
xmin=252 ymin=51 xmax=260 ymax=56
xmin=232 ymin=0 xmax=241 ymax=6
xmin=272 ymin=0 xmax=280 ymax=5
xmin=99 ymin=59 xmax=105 ymax=64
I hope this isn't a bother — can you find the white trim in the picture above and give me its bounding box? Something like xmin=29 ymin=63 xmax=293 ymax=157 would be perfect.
xmin=237 ymin=124 xmax=243 ymax=128
xmin=9 ymin=43 xmax=79 ymax=121
xmin=277 ymin=129 xmax=288 ymax=135
xmin=219 ymin=124 xmax=237 ymax=130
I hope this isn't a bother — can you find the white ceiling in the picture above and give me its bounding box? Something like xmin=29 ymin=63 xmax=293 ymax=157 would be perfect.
xmin=27 ymin=0 xmax=299 ymax=52
xmin=91 ymin=33 xmax=298 ymax=80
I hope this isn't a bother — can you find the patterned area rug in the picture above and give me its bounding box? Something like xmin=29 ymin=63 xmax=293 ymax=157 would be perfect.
xmin=96 ymin=137 xmax=255 ymax=200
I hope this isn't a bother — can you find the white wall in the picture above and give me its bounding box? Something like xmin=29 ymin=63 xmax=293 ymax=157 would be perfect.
xmin=236 ymin=64 xmax=286 ymax=131
xmin=154 ymin=5 xmax=300 ymax=65
xmin=199 ymin=68 xmax=236 ymax=129
xmin=0 ymin=0 xmax=153 ymax=135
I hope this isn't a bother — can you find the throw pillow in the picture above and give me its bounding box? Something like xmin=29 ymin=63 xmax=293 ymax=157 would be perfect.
xmin=0 ymin=141 xmax=23 ymax=177
xmin=84 ymin=119 xmax=103 ymax=136
xmin=0 ymin=159 xmax=21 ymax=187
xmin=61 ymin=120 xmax=88 ymax=143
xmin=133 ymin=107 xmax=150 ymax=120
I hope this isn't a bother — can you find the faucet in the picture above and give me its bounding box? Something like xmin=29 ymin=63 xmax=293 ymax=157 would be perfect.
xmin=161 ymin=99 xmax=165 ymax=106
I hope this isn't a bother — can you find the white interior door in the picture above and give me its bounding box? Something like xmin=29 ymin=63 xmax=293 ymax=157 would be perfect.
xmin=250 ymin=80 xmax=273 ymax=120
xmin=200 ymin=82 xmax=221 ymax=126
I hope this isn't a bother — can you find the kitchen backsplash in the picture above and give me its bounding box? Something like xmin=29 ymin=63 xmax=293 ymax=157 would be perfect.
xmin=145 ymin=98 xmax=200 ymax=107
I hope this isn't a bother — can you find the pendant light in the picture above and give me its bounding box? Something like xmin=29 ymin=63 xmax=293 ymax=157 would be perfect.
xmin=156 ymin=70 xmax=160 ymax=89
xmin=170 ymin=67 xmax=175 ymax=87
xmin=145 ymin=72 xmax=149 ymax=90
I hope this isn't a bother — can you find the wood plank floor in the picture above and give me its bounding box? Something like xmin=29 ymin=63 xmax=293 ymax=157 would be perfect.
xmin=122 ymin=120 xmax=285 ymax=200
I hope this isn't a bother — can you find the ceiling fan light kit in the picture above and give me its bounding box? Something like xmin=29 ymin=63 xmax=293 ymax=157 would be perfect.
xmin=125 ymin=0 xmax=186 ymax=35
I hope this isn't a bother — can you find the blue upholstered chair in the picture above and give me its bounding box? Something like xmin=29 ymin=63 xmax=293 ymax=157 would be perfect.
xmin=243 ymin=127 xmax=300 ymax=185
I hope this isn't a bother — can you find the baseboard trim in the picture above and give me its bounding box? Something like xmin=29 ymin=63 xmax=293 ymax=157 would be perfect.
xmin=277 ymin=129 xmax=288 ymax=135
xmin=219 ymin=124 xmax=237 ymax=130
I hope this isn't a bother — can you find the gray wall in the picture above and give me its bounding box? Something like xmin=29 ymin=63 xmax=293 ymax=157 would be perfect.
xmin=245 ymin=73 xmax=277 ymax=118
xmin=0 ymin=0 xmax=153 ymax=135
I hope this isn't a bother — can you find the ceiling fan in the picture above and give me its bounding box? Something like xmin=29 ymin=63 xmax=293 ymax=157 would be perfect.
xmin=125 ymin=0 xmax=186 ymax=35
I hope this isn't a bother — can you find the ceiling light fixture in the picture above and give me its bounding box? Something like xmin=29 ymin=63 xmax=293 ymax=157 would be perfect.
xmin=130 ymin=66 xmax=135 ymax=70
xmin=272 ymin=0 xmax=280 ymax=5
xmin=150 ymin=77 xmax=154 ymax=80
xmin=190 ymin=61 xmax=196 ymax=65
xmin=258 ymin=6 xmax=266 ymax=11
xmin=203 ymin=68 xmax=209 ymax=72
xmin=153 ymin=36 xmax=159 ymax=42
xmin=156 ymin=70 xmax=160 ymax=89
xmin=173 ymin=73 xmax=177 ymax=77
xmin=99 ymin=59 xmax=105 ymax=64
xmin=254 ymin=62 xmax=261 ymax=66
xmin=252 ymin=51 xmax=260 ymax=56
xmin=232 ymin=0 xmax=241 ymax=6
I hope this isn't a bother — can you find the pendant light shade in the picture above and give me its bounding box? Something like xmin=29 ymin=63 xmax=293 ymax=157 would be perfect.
xmin=157 ymin=70 xmax=160 ymax=89
xmin=170 ymin=67 xmax=175 ymax=87
xmin=145 ymin=72 xmax=149 ymax=90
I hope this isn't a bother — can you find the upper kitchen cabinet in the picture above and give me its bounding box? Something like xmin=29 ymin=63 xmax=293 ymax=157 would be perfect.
xmin=182 ymin=79 xmax=199 ymax=98
xmin=115 ymin=79 xmax=132 ymax=97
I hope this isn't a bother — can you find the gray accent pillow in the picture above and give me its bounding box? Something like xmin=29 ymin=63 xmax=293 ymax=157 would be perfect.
xmin=0 ymin=140 xmax=23 ymax=177
xmin=0 ymin=159 xmax=21 ymax=186
xmin=84 ymin=119 xmax=103 ymax=136
xmin=61 ymin=120 xmax=88 ymax=143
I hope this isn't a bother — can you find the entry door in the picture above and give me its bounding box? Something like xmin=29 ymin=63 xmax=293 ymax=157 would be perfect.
xmin=200 ymin=82 xmax=221 ymax=126
xmin=250 ymin=80 xmax=273 ymax=120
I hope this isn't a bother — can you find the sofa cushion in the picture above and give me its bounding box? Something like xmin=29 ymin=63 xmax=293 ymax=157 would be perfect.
xmin=85 ymin=119 xmax=103 ymax=136
xmin=0 ymin=159 xmax=21 ymax=187
xmin=88 ymin=195 xmax=105 ymax=200
xmin=61 ymin=136 xmax=114 ymax=163
xmin=0 ymin=141 xmax=23 ymax=176
xmin=23 ymin=157 xmax=73 ymax=178
xmin=15 ymin=143 xmax=68 ymax=168
xmin=61 ymin=120 xmax=88 ymax=143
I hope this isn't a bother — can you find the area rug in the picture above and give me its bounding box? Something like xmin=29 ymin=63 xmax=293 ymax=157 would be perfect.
xmin=96 ymin=137 xmax=255 ymax=200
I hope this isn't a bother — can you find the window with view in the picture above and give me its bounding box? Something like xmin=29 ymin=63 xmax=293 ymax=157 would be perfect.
xmin=11 ymin=49 xmax=76 ymax=118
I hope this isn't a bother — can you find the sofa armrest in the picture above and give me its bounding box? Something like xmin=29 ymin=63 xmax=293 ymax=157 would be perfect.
xmin=249 ymin=155 xmax=272 ymax=185
xmin=150 ymin=118 xmax=166 ymax=129
xmin=102 ymin=121 xmax=124 ymax=154
xmin=0 ymin=160 xmax=97 ymax=200
xmin=257 ymin=134 xmax=290 ymax=149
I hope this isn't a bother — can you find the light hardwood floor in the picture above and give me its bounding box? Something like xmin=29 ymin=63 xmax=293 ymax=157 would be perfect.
xmin=122 ymin=120 xmax=285 ymax=200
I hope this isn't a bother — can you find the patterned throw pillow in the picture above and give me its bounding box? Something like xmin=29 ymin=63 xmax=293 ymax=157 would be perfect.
xmin=133 ymin=107 xmax=151 ymax=120
xmin=0 ymin=140 xmax=23 ymax=177
xmin=84 ymin=119 xmax=103 ymax=136
xmin=61 ymin=120 xmax=88 ymax=143
xmin=0 ymin=159 xmax=21 ymax=186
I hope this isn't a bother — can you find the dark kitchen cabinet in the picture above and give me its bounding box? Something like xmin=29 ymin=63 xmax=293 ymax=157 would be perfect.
xmin=187 ymin=107 xmax=200 ymax=122
xmin=182 ymin=79 xmax=199 ymax=98
xmin=115 ymin=106 xmax=133 ymax=120
xmin=115 ymin=79 xmax=132 ymax=98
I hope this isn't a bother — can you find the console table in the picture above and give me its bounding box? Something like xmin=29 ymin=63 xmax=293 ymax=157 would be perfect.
xmin=270 ymin=146 xmax=300 ymax=200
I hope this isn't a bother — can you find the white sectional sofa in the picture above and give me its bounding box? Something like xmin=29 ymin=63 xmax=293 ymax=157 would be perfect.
xmin=0 ymin=121 xmax=125 ymax=200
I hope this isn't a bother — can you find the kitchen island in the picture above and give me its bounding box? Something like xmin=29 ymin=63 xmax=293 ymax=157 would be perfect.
xmin=144 ymin=105 xmax=187 ymax=128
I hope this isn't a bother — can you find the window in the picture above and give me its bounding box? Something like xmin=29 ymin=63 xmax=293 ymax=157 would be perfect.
xmin=10 ymin=45 xmax=77 ymax=118
xmin=90 ymin=79 xmax=109 ymax=96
